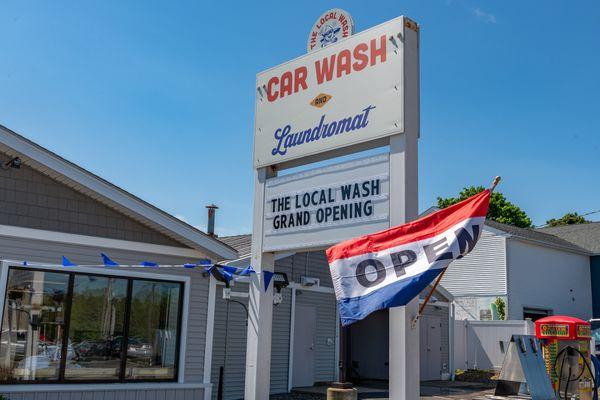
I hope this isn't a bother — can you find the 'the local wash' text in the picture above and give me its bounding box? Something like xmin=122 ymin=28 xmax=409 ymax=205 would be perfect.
xmin=269 ymin=179 xmax=381 ymax=231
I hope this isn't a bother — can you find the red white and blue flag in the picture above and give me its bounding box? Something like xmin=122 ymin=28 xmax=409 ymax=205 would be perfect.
xmin=326 ymin=189 xmax=491 ymax=326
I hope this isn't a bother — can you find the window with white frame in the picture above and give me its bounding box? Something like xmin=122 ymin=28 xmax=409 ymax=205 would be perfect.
xmin=0 ymin=266 xmax=183 ymax=383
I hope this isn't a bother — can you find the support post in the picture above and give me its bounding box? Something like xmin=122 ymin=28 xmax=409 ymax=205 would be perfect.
xmin=388 ymin=16 xmax=420 ymax=400
xmin=244 ymin=166 xmax=276 ymax=400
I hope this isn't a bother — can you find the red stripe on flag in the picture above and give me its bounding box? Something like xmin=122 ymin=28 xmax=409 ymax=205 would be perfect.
xmin=326 ymin=189 xmax=491 ymax=263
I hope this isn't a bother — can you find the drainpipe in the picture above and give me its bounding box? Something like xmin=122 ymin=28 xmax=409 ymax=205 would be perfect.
xmin=206 ymin=204 xmax=218 ymax=236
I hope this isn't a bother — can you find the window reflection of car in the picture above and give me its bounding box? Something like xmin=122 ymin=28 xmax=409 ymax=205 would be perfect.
xmin=109 ymin=337 xmax=154 ymax=364
xmin=17 ymin=340 xmax=75 ymax=372
xmin=74 ymin=340 xmax=112 ymax=361
xmin=127 ymin=339 xmax=153 ymax=359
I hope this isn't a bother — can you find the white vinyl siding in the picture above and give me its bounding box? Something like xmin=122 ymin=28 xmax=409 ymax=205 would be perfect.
xmin=276 ymin=252 xmax=333 ymax=288
xmin=210 ymin=284 xmax=292 ymax=400
xmin=506 ymin=238 xmax=593 ymax=320
xmin=0 ymin=387 xmax=205 ymax=400
xmin=440 ymin=229 xmax=507 ymax=297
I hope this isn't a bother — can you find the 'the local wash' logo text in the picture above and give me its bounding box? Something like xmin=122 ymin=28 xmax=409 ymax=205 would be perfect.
xmin=307 ymin=9 xmax=355 ymax=52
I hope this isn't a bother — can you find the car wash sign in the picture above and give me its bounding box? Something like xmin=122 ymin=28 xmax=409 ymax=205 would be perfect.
xmin=263 ymin=154 xmax=389 ymax=252
xmin=254 ymin=17 xmax=407 ymax=168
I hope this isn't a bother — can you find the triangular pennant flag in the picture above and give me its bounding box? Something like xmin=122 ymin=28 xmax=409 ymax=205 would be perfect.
xmin=239 ymin=265 xmax=256 ymax=276
xmin=263 ymin=271 xmax=275 ymax=292
xmin=221 ymin=265 xmax=239 ymax=275
xmin=101 ymin=253 xmax=119 ymax=267
xmin=140 ymin=261 xmax=158 ymax=267
xmin=220 ymin=269 xmax=234 ymax=283
xmin=62 ymin=256 xmax=77 ymax=267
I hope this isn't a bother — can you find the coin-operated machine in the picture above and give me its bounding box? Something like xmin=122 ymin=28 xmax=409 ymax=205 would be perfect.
xmin=536 ymin=316 xmax=595 ymax=400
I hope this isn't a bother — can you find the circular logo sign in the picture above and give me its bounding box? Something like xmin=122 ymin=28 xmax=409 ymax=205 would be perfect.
xmin=307 ymin=9 xmax=355 ymax=53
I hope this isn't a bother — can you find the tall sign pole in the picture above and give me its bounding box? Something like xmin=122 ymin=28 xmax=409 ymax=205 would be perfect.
xmin=246 ymin=14 xmax=420 ymax=399
xmin=244 ymin=167 xmax=276 ymax=400
xmin=389 ymin=19 xmax=420 ymax=400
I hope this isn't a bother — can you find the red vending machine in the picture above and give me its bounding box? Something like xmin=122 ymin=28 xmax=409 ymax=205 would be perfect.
xmin=535 ymin=316 xmax=593 ymax=400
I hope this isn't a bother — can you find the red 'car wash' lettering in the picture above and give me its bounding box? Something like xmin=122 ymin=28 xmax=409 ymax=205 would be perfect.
xmin=267 ymin=66 xmax=308 ymax=102
xmin=266 ymin=34 xmax=388 ymax=102
xmin=352 ymin=43 xmax=369 ymax=71
xmin=315 ymin=35 xmax=387 ymax=84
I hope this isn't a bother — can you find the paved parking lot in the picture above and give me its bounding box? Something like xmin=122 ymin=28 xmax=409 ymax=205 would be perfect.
xmin=271 ymin=381 xmax=495 ymax=400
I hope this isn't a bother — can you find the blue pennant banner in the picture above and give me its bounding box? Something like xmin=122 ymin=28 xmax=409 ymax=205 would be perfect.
xmin=140 ymin=261 xmax=158 ymax=267
xmin=62 ymin=256 xmax=77 ymax=267
xmin=221 ymin=265 xmax=239 ymax=275
xmin=239 ymin=265 xmax=256 ymax=276
xmin=263 ymin=271 xmax=274 ymax=292
xmin=101 ymin=253 xmax=119 ymax=267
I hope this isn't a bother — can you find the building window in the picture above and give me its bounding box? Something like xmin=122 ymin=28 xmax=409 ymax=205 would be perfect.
xmin=0 ymin=267 xmax=184 ymax=384
xmin=523 ymin=307 xmax=552 ymax=321
xmin=0 ymin=269 xmax=69 ymax=382
xmin=126 ymin=280 xmax=181 ymax=380
xmin=65 ymin=275 xmax=128 ymax=381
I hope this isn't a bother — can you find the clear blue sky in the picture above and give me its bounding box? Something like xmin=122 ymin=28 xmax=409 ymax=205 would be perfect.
xmin=1 ymin=1 xmax=599 ymax=235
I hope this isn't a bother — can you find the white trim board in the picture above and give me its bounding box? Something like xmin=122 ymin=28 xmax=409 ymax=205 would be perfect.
xmin=203 ymin=276 xmax=218 ymax=400
xmin=0 ymin=125 xmax=236 ymax=260
xmin=0 ymin=224 xmax=209 ymax=259
xmin=0 ymin=382 xmax=210 ymax=393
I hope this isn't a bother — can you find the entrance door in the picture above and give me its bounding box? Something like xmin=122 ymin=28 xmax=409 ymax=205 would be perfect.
xmin=420 ymin=315 xmax=442 ymax=381
xmin=292 ymin=305 xmax=316 ymax=387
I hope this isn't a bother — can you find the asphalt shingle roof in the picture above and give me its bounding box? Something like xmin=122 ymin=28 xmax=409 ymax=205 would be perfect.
xmin=219 ymin=221 xmax=593 ymax=259
xmin=218 ymin=234 xmax=252 ymax=258
xmin=485 ymin=220 xmax=591 ymax=255
xmin=538 ymin=222 xmax=600 ymax=255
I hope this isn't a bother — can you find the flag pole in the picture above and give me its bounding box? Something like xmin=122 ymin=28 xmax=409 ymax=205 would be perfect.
xmin=411 ymin=176 xmax=501 ymax=328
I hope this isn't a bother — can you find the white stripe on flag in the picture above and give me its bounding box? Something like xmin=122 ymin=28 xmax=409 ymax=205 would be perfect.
xmin=330 ymin=216 xmax=485 ymax=301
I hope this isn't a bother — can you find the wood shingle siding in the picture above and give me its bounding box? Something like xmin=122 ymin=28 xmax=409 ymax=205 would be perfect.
xmin=0 ymin=152 xmax=186 ymax=247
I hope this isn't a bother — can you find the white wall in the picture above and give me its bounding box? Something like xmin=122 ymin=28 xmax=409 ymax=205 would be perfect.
xmin=441 ymin=229 xmax=507 ymax=297
xmin=506 ymin=239 xmax=592 ymax=320
xmin=454 ymin=319 xmax=534 ymax=371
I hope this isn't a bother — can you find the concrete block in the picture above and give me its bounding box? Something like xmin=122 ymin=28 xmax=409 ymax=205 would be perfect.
xmin=327 ymin=387 xmax=358 ymax=400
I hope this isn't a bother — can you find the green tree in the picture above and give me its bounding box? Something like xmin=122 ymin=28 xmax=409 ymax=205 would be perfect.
xmin=545 ymin=212 xmax=590 ymax=227
xmin=437 ymin=186 xmax=532 ymax=228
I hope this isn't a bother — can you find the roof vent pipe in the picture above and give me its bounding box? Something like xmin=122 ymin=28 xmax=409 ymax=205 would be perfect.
xmin=206 ymin=204 xmax=218 ymax=236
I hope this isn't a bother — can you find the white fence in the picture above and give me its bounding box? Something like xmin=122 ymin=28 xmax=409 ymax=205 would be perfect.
xmin=453 ymin=319 xmax=535 ymax=371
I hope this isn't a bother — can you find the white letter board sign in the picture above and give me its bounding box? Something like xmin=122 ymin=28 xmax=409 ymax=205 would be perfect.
xmin=254 ymin=17 xmax=407 ymax=168
xmin=262 ymin=154 xmax=390 ymax=252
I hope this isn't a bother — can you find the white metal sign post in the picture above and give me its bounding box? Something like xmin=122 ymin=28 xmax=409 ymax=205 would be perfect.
xmin=246 ymin=15 xmax=420 ymax=400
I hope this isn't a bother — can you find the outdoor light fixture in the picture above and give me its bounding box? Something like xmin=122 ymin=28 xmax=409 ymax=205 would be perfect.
xmin=1 ymin=156 xmax=21 ymax=170
xmin=272 ymin=272 xmax=289 ymax=292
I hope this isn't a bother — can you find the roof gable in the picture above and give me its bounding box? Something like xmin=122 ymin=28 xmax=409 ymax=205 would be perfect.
xmin=0 ymin=124 xmax=237 ymax=260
